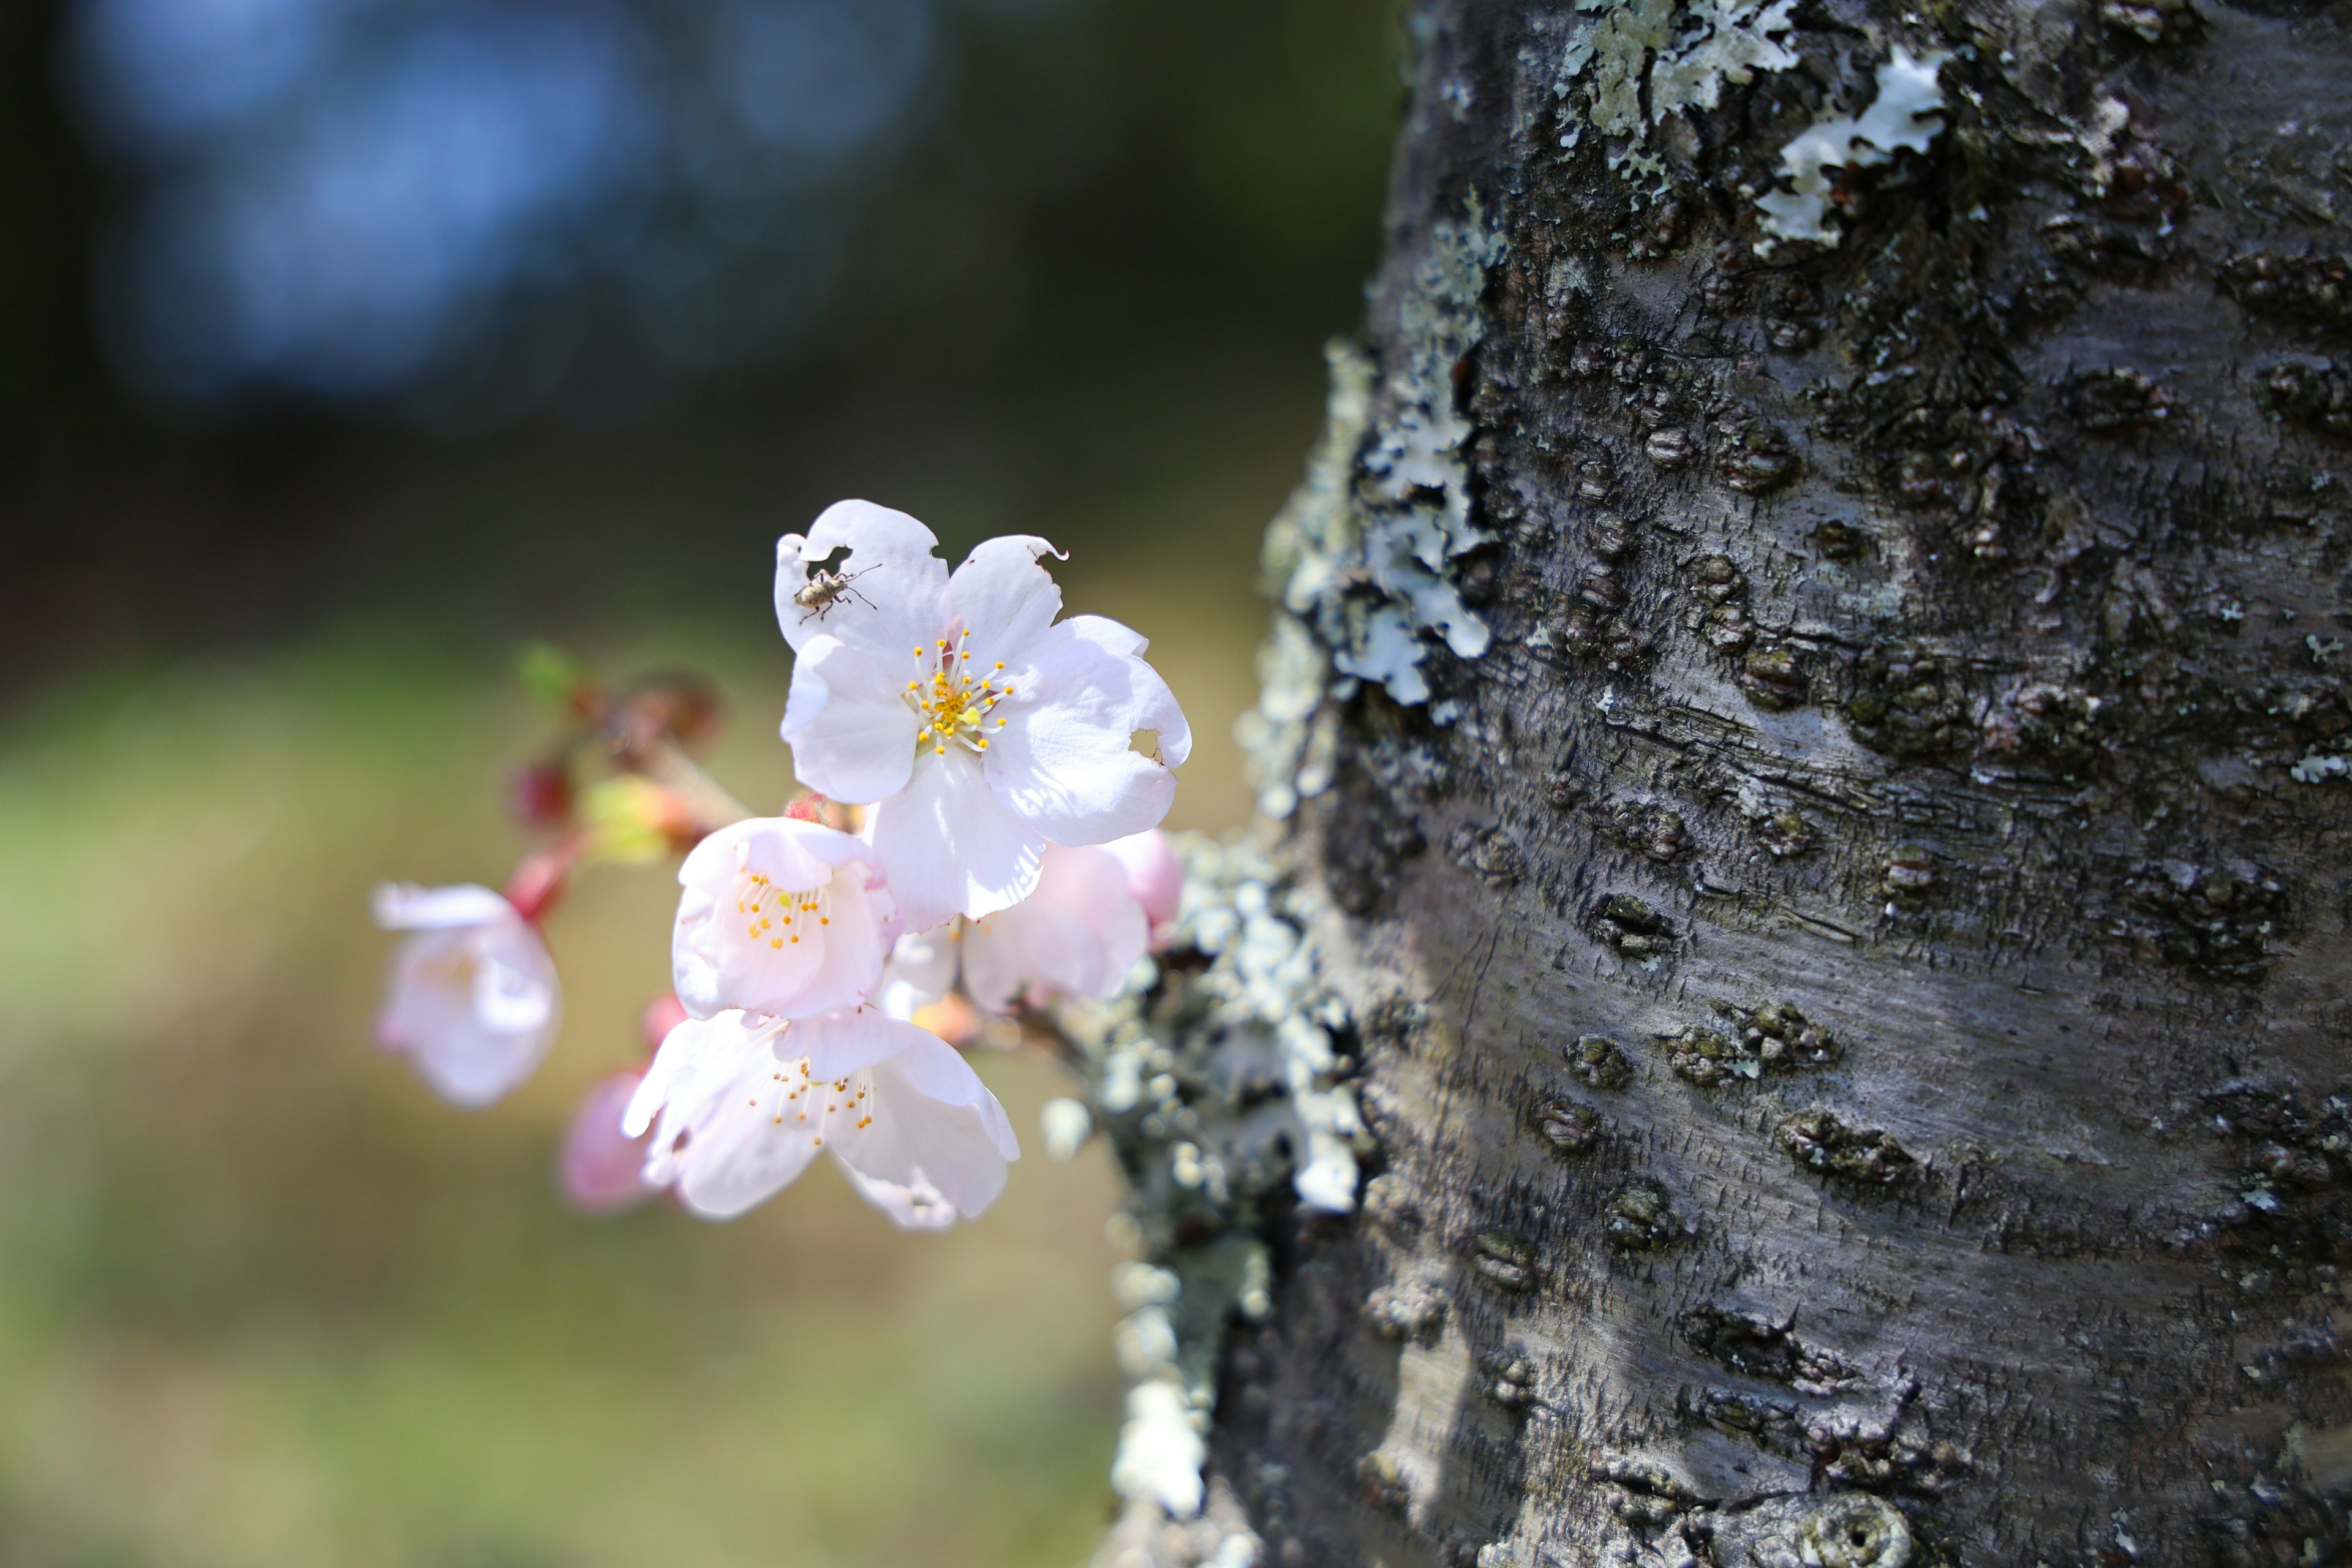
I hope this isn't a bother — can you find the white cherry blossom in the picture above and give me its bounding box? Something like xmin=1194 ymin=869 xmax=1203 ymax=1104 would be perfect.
xmin=624 ymin=1008 xmax=1019 ymax=1227
xmin=671 ymin=815 xmax=893 ymax=1022
xmin=881 ymin=841 xmax=1150 ymax=1017
xmin=775 ymin=500 xmax=1192 ymax=932
xmin=373 ymin=883 xmax=561 ymax=1107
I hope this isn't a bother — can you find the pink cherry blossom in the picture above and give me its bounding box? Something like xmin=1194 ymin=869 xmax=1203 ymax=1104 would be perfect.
xmin=1103 ymin=827 xmax=1185 ymax=932
xmin=624 ymin=1009 xmax=1020 ymax=1227
xmin=775 ymin=500 xmax=1192 ymax=932
xmin=671 ymin=815 xmax=894 ymax=1022
xmin=373 ymin=883 xmax=561 ymax=1107
xmin=559 ymin=1068 xmax=657 ymax=1215
xmin=882 ymin=842 xmax=1150 ymax=1016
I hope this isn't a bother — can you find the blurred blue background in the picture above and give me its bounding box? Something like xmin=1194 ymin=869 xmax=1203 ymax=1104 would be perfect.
xmin=0 ymin=2 xmax=1401 ymax=1562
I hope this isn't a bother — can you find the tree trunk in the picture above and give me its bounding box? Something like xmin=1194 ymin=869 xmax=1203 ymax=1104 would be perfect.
xmin=1085 ymin=1 xmax=2352 ymax=1565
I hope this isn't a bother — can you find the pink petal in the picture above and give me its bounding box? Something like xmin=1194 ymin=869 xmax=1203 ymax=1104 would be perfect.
xmin=672 ymin=817 xmax=890 ymax=1022
xmin=559 ymin=1069 xmax=657 ymax=1215
xmin=1104 ymin=829 xmax=1185 ymax=929
xmin=961 ymin=845 xmax=1147 ymax=1011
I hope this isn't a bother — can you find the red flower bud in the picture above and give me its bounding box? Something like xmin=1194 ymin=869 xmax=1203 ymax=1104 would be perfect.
xmin=508 ymin=761 xmax=574 ymax=829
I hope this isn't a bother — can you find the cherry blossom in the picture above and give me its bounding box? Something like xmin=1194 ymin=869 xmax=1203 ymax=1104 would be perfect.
xmin=881 ymin=840 xmax=1150 ymax=1016
xmin=671 ymin=815 xmax=893 ymax=1022
xmin=775 ymin=500 xmax=1192 ymax=932
xmin=373 ymin=883 xmax=562 ymax=1107
xmin=624 ymin=1008 xmax=1020 ymax=1226
xmin=1104 ymin=827 xmax=1185 ymax=935
xmin=559 ymin=1068 xmax=657 ymax=1214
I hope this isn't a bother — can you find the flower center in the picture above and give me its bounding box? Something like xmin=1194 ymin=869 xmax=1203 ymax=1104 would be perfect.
xmin=734 ymin=871 xmax=831 ymax=950
xmin=760 ymin=1056 xmax=878 ymax=1147
xmin=905 ymin=633 xmax=1012 ymax=758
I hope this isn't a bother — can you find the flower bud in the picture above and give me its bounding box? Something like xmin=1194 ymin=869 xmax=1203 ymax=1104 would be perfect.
xmin=559 ymin=1069 xmax=656 ymax=1215
xmin=508 ymin=760 xmax=575 ymax=829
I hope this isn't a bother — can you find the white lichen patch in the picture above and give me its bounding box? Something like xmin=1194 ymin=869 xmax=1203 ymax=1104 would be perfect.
xmin=1553 ymin=0 xmax=1799 ymax=183
xmin=1111 ymin=1379 xmax=1208 ymax=1517
xmin=1754 ymin=45 xmax=1952 ymax=251
xmin=2291 ymin=752 xmax=2350 ymax=784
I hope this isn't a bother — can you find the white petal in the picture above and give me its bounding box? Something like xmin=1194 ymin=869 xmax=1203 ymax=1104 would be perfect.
xmin=378 ymin=916 xmax=561 ymax=1108
xmin=793 ymin=1009 xmax=940 ymax=1084
xmin=878 ymin=925 xmax=961 ymax=1019
xmin=1060 ymin=622 xmax=1197 ymax=769
xmin=827 ymin=1032 xmax=1017 ymax=1218
xmin=775 ymin=500 xmax=952 ymax=665
xmin=960 ymin=845 xmax=1147 ymax=1011
xmin=839 ymin=1165 xmax=963 ymax=1230
xmin=680 ymin=815 xmax=865 ymax=894
xmin=1060 ymin=613 xmax=1148 ymax=660
xmin=869 ymin=748 xmax=1046 ymax=930
xmin=674 ymin=1088 xmax=826 ymax=1219
xmin=984 ymin=622 xmax=1189 ymax=845
xmin=876 ymin=1028 xmax=1022 ymax=1161
xmin=627 ymin=1014 xmax=823 ymax=1219
xmin=372 ymin=882 xmax=513 ymax=931
xmin=624 ymin=1011 xmax=763 ymax=1139
xmin=948 ymin=535 xmax=1065 ymax=665
xmin=780 ymin=636 xmax=919 ymax=804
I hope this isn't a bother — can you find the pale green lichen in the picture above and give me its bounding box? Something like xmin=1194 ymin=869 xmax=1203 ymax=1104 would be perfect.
xmin=1550 ymin=0 xmax=1800 ymax=185
xmin=1251 ymin=203 xmax=1502 ymax=728
xmin=1055 ymin=832 xmax=1359 ymax=1527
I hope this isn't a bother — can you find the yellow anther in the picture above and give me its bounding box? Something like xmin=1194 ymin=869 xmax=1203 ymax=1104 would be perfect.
xmin=771 ymin=938 xmax=783 ymax=949
xmin=994 ymin=661 xmax=1005 ymax=670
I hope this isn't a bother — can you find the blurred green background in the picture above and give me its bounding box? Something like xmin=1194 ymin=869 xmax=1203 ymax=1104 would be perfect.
xmin=0 ymin=1 xmax=1401 ymax=1562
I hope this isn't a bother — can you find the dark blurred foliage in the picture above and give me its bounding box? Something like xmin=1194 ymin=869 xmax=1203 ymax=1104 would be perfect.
xmin=0 ymin=0 xmax=1403 ymax=693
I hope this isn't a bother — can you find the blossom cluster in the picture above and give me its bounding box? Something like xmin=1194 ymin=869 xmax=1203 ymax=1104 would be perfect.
xmin=372 ymin=501 xmax=1189 ymax=1229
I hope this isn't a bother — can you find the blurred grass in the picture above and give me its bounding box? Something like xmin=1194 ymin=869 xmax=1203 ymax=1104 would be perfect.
xmin=0 ymin=545 xmax=1264 ymax=1566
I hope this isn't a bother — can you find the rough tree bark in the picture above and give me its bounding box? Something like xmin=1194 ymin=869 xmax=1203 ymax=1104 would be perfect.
xmin=1084 ymin=1 xmax=2352 ymax=1565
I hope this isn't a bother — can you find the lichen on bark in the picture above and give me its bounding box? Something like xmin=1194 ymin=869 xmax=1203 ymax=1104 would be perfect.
xmin=1079 ymin=0 xmax=2352 ymax=1562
